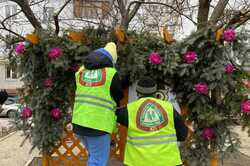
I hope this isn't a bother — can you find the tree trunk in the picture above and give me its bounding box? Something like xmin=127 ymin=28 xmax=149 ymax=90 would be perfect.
xmin=120 ymin=14 xmax=129 ymax=30
xmin=209 ymin=0 xmax=229 ymax=25
xmin=117 ymin=0 xmax=144 ymax=30
xmin=11 ymin=0 xmax=42 ymax=30
xmin=197 ymin=0 xmax=210 ymax=30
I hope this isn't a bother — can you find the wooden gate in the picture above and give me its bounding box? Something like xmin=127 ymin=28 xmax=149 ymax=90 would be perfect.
xmin=41 ymin=123 xmax=128 ymax=166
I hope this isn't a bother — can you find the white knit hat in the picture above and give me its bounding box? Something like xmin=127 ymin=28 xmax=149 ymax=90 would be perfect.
xmin=104 ymin=42 xmax=118 ymax=64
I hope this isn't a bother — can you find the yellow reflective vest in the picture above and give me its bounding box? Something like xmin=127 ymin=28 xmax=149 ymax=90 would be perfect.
xmin=124 ymin=97 xmax=182 ymax=166
xmin=72 ymin=67 xmax=117 ymax=134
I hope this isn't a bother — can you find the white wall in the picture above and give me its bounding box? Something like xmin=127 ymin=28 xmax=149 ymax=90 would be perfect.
xmin=0 ymin=59 xmax=23 ymax=90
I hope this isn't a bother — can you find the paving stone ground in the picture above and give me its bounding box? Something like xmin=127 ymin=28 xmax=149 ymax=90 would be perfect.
xmin=0 ymin=131 xmax=39 ymax=166
xmin=0 ymin=118 xmax=13 ymax=137
xmin=0 ymin=124 xmax=249 ymax=166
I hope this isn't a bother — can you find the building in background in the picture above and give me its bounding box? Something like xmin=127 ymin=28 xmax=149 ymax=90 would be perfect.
xmin=0 ymin=56 xmax=22 ymax=95
xmin=0 ymin=0 xmax=22 ymax=95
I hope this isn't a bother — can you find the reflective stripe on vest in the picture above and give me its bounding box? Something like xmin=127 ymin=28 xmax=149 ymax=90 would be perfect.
xmin=128 ymin=133 xmax=176 ymax=140
xmin=127 ymin=133 xmax=177 ymax=146
xmin=76 ymin=94 xmax=115 ymax=105
xmin=75 ymin=94 xmax=116 ymax=112
xmin=127 ymin=139 xmax=177 ymax=146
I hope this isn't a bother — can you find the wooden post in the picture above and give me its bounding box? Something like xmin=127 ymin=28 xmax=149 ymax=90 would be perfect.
xmin=117 ymin=87 xmax=129 ymax=161
xmin=210 ymin=151 xmax=219 ymax=166
xmin=42 ymin=153 xmax=49 ymax=166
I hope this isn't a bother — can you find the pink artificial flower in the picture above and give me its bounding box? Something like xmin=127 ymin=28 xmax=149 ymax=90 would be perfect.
xmin=21 ymin=107 xmax=32 ymax=119
xmin=149 ymin=52 xmax=162 ymax=65
xmin=223 ymin=29 xmax=236 ymax=42
xmin=202 ymin=128 xmax=215 ymax=140
xmin=224 ymin=63 xmax=235 ymax=74
xmin=43 ymin=79 xmax=53 ymax=88
xmin=194 ymin=82 xmax=208 ymax=95
xmin=15 ymin=42 xmax=25 ymax=55
xmin=48 ymin=47 xmax=62 ymax=59
xmin=50 ymin=108 xmax=62 ymax=120
xmin=183 ymin=51 xmax=197 ymax=64
xmin=241 ymin=99 xmax=250 ymax=113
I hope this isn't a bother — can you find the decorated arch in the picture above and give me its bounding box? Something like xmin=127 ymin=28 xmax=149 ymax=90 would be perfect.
xmin=10 ymin=27 xmax=250 ymax=165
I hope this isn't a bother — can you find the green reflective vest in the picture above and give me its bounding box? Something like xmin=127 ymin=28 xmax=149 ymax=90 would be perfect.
xmin=124 ymin=97 xmax=182 ymax=166
xmin=72 ymin=67 xmax=117 ymax=134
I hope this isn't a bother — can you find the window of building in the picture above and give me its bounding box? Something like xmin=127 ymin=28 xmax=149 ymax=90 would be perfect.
xmin=6 ymin=66 xmax=18 ymax=80
xmin=73 ymin=0 xmax=110 ymax=19
xmin=5 ymin=4 xmax=18 ymax=20
xmin=43 ymin=7 xmax=55 ymax=22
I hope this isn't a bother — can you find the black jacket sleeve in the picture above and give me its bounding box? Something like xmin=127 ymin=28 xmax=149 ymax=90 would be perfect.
xmin=116 ymin=106 xmax=128 ymax=127
xmin=0 ymin=90 xmax=8 ymax=105
xmin=110 ymin=73 xmax=124 ymax=107
xmin=174 ymin=111 xmax=188 ymax=141
xmin=116 ymin=106 xmax=188 ymax=141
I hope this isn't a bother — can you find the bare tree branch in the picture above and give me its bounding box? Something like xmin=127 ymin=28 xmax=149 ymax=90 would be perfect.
xmin=126 ymin=0 xmax=144 ymax=25
xmin=209 ymin=0 xmax=229 ymax=25
xmin=4 ymin=0 xmax=250 ymax=36
xmin=127 ymin=1 xmax=197 ymax=25
xmin=54 ymin=0 xmax=72 ymax=34
xmin=117 ymin=0 xmax=126 ymax=17
xmin=10 ymin=0 xmax=42 ymax=30
xmin=1 ymin=0 xmax=46 ymax=39
xmin=2 ymin=10 xmax=22 ymax=24
xmin=197 ymin=0 xmax=210 ymax=30
xmin=0 ymin=27 xmax=25 ymax=40
xmin=59 ymin=18 xmax=110 ymax=27
xmin=233 ymin=14 xmax=250 ymax=29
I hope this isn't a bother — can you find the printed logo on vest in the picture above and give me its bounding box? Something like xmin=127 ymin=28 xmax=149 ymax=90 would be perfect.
xmin=136 ymin=99 xmax=168 ymax=131
xmin=79 ymin=69 xmax=106 ymax=86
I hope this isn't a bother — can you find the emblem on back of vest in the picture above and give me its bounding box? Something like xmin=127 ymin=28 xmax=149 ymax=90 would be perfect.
xmin=136 ymin=99 xmax=168 ymax=131
xmin=79 ymin=69 xmax=106 ymax=86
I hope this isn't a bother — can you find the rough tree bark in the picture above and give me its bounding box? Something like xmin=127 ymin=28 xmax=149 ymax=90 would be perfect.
xmin=197 ymin=0 xmax=210 ymax=30
xmin=117 ymin=0 xmax=128 ymax=29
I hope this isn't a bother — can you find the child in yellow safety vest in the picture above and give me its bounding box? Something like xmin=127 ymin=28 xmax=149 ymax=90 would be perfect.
xmin=116 ymin=77 xmax=188 ymax=166
xmin=72 ymin=42 xmax=123 ymax=166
